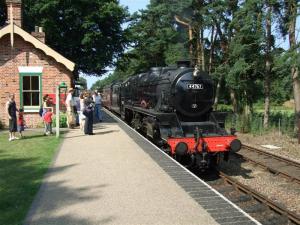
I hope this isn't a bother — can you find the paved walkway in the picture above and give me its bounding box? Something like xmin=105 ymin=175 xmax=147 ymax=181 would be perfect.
xmin=24 ymin=113 xmax=218 ymax=225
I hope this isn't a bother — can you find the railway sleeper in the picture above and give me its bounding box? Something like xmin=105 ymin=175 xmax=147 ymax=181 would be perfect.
xmin=243 ymin=202 xmax=268 ymax=213
xmin=213 ymin=184 xmax=235 ymax=193
xmin=259 ymin=214 xmax=289 ymax=225
xmin=229 ymin=194 xmax=253 ymax=203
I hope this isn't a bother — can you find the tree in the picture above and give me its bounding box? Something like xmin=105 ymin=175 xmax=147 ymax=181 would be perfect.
xmin=77 ymin=77 xmax=87 ymax=90
xmin=122 ymin=0 xmax=192 ymax=74
xmin=283 ymin=0 xmax=300 ymax=141
xmin=262 ymin=0 xmax=282 ymax=128
xmin=0 ymin=0 xmax=6 ymax=27
xmin=91 ymin=73 xmax=120 ymax=91
xmin=0 ymin=0 xmax=129 ymax=76
xmin=208 ymin=0 xmax=239 ymax=110
xmin=224 ymin=0 xmax=265 ymax=132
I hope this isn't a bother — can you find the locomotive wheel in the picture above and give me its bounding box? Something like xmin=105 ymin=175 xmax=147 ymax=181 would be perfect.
xmin=124 ymin=109 xmax=133 ymax=124
xmin=209 ymin=155 xmax=218 ymax=168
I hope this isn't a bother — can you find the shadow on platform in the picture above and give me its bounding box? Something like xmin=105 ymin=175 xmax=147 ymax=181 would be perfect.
xmin=24 ymin=164 xmax=115 ymax=225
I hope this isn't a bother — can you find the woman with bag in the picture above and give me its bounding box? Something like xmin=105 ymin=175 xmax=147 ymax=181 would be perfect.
xmin=79 ymin=92 xmax=86 ymax=131
xmin=83 ymin=92 xmax=95 ymax=135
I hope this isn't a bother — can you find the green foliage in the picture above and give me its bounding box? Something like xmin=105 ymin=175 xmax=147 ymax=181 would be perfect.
xmin=164 ymin=43 xmax=189 ymax=65
xmin=0 ymin=0 xmax=5 ymax=27
xmin=0 ymin=120 xmax=3 ymax=130
xmin=90 ymin=0 xmax=193 ymax=87
xmin=114 ymin=0 xmax=191 ymax=75
xmin=90 ymin=0 xmax=297 ymax=117
xmin=52 ymin=113 xmax=67 ymax=128
xmin=225 ymin=0 xmax=264 ymax=108
xmin=227 ymin=111 xmax=296 ymax=136
xmin=271 ymin=49 xmax=295 ymax=103
xmin=78 ymin=77 xmax=88 ymax=90
xmin=0 ymin=0 xmax=129 ymax=76
xmin=217 ymin=104 xmax=233 ymax=112
xmin=91 ymin=71 xmax=123 ymax=91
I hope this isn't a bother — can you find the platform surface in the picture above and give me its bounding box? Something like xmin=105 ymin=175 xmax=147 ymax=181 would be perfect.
xmin=25 ymin=111 xmax=260 ymax=225
xmin=24 ymin=112 xmax=219 ymax=225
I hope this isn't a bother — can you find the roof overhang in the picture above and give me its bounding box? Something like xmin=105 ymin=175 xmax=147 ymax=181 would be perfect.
xmin=0 ymin=23 xmax=75 ymax=71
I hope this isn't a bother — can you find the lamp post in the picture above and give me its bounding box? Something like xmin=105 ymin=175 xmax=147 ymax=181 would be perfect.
xmin=56 ymin=82 xmax=68 ymax=138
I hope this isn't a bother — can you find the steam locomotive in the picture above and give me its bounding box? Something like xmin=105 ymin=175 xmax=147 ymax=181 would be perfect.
xmin=103 ymin=61 xmax=241 ymax=169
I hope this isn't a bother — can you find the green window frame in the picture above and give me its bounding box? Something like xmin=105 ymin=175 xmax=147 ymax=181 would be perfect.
xmin=19 ymin=72 xmax=42 ymax=112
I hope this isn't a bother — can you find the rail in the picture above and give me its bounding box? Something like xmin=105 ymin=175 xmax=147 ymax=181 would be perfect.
xmin=237 ymin=144 xmax=300 ymax=184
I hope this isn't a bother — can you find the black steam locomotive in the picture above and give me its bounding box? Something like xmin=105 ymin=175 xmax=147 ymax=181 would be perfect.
xmin=103 ymin=61 xmax=241 ymax=169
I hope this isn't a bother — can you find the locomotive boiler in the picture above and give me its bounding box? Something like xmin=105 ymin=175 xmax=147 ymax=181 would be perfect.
xmin=103 ymin=61 xmax=241 ymax=169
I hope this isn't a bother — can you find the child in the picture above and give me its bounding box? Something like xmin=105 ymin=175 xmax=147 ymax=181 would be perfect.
xmin=43 ymin=108 xmax=53 ymax=135
xmin=17 ymin=108 xmax=25 ymax=138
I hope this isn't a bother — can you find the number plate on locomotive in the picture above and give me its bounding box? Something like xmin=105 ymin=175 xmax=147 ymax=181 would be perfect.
xmin=187 ymin=84 xmax=203 ymax=89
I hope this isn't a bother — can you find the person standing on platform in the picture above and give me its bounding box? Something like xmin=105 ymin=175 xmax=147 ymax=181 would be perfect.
xmin=65 ymin=88 xmax=75 ymax=128
xmin=79 ymin=92 xmax=86 ymax=131
xmin=93 ymin=91 xmax=102 ymax=122
xmin=83 ymin=92 xmax=95 ymax=135
xmin=6 ymin=93 xmax=18 ymax=141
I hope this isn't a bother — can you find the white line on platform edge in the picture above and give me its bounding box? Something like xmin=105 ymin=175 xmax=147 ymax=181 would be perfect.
xmin=104 ymin=108 xmax=262 ymax=225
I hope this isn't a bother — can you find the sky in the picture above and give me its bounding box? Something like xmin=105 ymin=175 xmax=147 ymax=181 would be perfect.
xmin=84 ymin=0 xmax=149 ymax=88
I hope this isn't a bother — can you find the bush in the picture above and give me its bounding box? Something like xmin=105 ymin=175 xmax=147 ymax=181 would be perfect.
xmin=0 ymin=120 xmax=3 ymax=130
xmin=216 ymin=104 xmax=233 ymax=112
xmin=52 ymin=113 xmax=68 ymax=128
xmin=226 ymin=111 xmax=296 ymax=136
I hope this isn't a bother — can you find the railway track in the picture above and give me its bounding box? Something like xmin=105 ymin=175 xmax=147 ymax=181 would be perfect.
xmin=236 ymin=144 xmax=300 ymax=184
xmin=206 ymin=170 xmax=300 ymax=225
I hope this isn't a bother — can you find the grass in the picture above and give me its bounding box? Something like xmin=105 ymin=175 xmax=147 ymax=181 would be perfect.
xmin=0 ymin=131 xmax=62 ymax=225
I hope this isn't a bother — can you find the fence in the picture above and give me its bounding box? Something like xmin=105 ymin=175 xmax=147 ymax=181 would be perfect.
xmin=226 ymin=111 xmax=296 ymax=137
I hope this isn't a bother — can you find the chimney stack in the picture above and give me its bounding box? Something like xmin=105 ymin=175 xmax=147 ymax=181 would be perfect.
xmin=6 ymin=0 xmax=22 ymax=28
xmin=31 ymin=26 xmax=46 ymax=43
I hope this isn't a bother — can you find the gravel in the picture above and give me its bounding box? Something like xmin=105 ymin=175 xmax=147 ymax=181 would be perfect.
xmin=218 ymin=157 xmax=300 ymax=216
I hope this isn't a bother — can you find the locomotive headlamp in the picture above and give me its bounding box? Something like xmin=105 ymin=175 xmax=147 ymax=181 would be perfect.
xmin=175 ymin=142 xmax=188 ymax=156
xmin=230 ymin=139 xmax=242 ymax=152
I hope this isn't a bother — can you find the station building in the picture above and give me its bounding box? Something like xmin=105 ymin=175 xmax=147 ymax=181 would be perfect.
xmin=0 ymin=0 xmax=76 ymax=127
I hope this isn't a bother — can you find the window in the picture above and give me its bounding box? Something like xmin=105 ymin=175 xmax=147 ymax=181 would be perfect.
xmin=22 ymin=76 xmax=40 ymax=106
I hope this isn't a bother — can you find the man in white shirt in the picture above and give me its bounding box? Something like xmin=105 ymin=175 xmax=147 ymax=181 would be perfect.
xmin=65 ymin=88 xmax=75 ymax=128
xmin=93 ymin=91 xmax=102 ymax=122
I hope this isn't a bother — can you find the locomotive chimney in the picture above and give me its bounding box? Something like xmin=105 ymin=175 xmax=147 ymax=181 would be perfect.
xmin=150 ymin=67 xmax=162 ymax=76
xmin=176 ymin=60 xmax=191 ymax=68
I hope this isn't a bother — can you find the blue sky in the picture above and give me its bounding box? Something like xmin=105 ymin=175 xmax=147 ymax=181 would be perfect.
xmin=120 ymin=0 xmax=149 ymax=14
xmin=85 ymin=0 xmax=149 ymax=88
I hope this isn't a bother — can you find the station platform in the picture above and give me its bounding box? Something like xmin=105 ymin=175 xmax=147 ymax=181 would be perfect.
xmin=24 ymin=110 xmax=260 ymax=225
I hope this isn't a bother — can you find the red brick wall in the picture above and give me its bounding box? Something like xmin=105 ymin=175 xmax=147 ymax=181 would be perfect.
xmin=0 ymin=34 xmax=73 ymax=128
